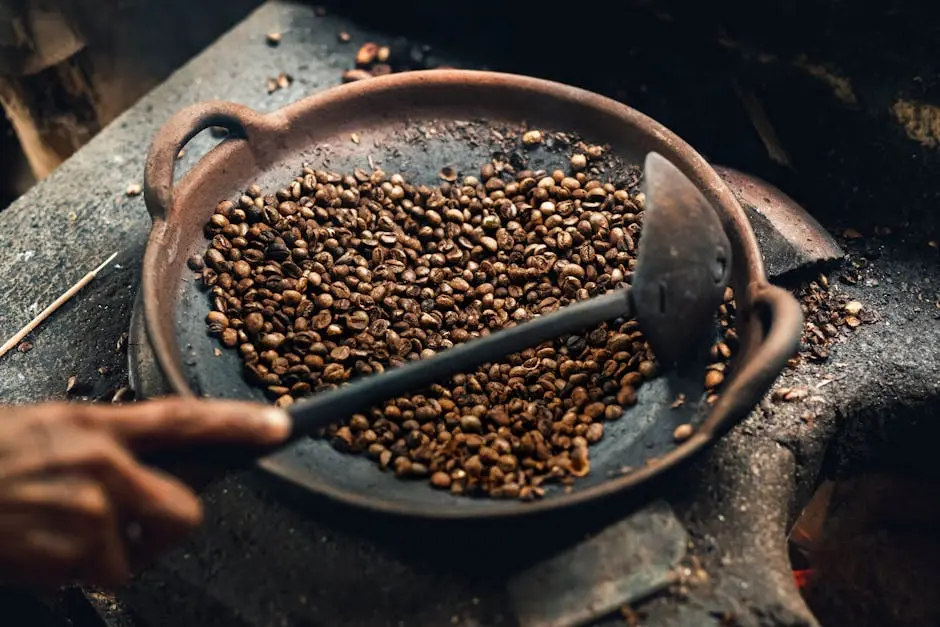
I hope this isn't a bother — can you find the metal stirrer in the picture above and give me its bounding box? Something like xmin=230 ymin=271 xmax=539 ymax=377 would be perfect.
xmin=282 ymin=152 xmax=733 ymax=441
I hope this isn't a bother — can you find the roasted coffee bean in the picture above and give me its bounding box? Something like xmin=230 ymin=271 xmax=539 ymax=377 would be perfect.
xmin=200 ymin=143 xmax=736 ymax=500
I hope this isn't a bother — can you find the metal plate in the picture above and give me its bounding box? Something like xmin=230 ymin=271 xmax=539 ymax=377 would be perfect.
xmin=137 ymin=70 xmax=803 ymax=519
xmin=508 ymin=500 xmax=688 ymax=627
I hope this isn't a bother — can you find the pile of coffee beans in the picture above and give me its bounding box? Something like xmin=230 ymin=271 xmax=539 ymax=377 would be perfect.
xmin=789 ymin=273 xmax=875 ymax=368
xmin=194 ymin=142 xmax=734 ymax=499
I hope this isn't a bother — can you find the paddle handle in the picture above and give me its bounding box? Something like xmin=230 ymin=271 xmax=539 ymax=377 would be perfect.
xmin=286 ymin=289 xmax=633 ymax=438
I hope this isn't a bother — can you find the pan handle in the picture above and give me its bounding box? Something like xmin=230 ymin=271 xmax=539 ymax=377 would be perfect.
xmin=144 ymin=101 xmax=271 ymax=222
xmin=701 ymin=283 xmax=803 ymax=438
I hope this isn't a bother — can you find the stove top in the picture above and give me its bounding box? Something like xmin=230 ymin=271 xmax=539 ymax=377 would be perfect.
xmin=0 ymin=2 xmax=938 ymax=627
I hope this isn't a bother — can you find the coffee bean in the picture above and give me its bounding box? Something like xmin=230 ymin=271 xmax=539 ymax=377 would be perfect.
xmin=673 ymin=423 xmax=694 ymax=442
xmin=638 ymin=360 xmax=656 ymax=378
xmin=261 ymin=333 xmax=285 ymax=349
xmin=199 ymin=142 xmax=736 ymax=500
xmin=460 ymin=415 xmax=483 ymax=433
xmin=522 ymin=130 xmax=543 ymax=145
xmin=431 ymin=471 xmax=452 ymax=489
xmin=705 ymin=370 xmax=724 ymax=389
xmin=585 ymin=422 xmax=604 ymax=443
xmin=355 ymin=42 xmax=378 ymax=66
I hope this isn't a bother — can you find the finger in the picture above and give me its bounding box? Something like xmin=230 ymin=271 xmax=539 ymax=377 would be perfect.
xmin=0 ymin=507 xmax=83 ymax=588
xmin=100 ymin=460 xmax=204 ymax=565
xmin=78 ymin=503 xmax=130 ymax=589
xmin=72 ymin=399 xmax=291 ymax=453
xmin=120 ymin=465 xmax=212 ymax=568
xmin=1 ymin=475 xmax=111 ymax=522
xmin=0 ymin=423 xmax=200 ymax=583
xmin=25 ymin=423 xmax=203 ymax=532
xmin=17 ymin=529 xmax=84 ymax=587
xmin=46 ymin=429 xmax=206 ymax=553
xmin=17 ymin=478 xmax=132 ymax=589
xmin=90 ymin=445 xmax=203 ymax=530
xmin=0 ymin=477 xmax=127 ymax=589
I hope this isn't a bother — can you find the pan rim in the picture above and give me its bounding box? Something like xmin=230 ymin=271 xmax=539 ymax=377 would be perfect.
xmin=140 ymin=69 xmax=797 ymax=519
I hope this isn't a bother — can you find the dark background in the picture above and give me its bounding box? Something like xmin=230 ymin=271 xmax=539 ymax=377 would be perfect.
xmin=4 ymin=0 xmax=940 ymax=243
xmin=314 ymin=0 xmax=940 ymax=243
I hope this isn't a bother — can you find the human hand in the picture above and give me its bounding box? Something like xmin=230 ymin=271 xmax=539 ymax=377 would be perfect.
xmin=0 ymin=398 xmax=290 ymax=589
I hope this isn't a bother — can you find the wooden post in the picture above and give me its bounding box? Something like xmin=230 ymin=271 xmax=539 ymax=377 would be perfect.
xmin=0 ymin=0 xmax=263 ymax=183
xmin=0 ymin=0 xmax=99 ymax=179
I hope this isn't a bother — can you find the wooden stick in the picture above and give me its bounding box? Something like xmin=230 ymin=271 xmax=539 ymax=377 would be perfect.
xmin=0 ymin=252 xmax=118 ymax=359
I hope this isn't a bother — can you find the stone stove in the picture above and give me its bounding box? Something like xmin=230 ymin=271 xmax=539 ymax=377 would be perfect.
xmin=0 ymin=2 xmax=937 ymax=626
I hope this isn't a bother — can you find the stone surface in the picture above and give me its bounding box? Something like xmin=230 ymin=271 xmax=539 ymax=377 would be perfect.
xmin=508 ymin=501 xmax=688 ymax=627
xmin=0 ymin=2 xmax=937 ymax=627
xmin=0 ymin=1 xmax=359 ymax=404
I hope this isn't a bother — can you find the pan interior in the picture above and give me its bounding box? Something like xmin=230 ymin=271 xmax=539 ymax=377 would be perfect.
xmin=173 ymin=117 xmax=720 ymax=513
